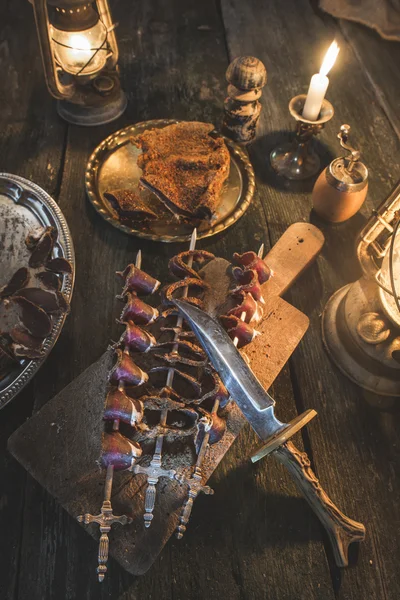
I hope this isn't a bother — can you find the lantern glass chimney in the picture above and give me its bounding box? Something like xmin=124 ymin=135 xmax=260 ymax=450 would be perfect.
xmin=50 ymin=19 xmax=108 ymax=76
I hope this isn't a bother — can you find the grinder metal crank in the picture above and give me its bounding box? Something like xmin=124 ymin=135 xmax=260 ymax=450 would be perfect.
xmin=175 ymin=299 xmax=366 ymax=568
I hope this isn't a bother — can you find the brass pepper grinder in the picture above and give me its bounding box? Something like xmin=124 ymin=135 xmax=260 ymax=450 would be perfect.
xmin=312 ymin=124 xmax=368 ymax=223
xmin=222 ymin=56 xmax=267 ymax=144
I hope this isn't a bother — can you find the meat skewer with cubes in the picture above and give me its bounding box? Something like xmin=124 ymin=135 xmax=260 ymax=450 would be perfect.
xmin=174 ymin=242 xmax=269 ymax=538
xmin=77 ymin=251 xmax=160 ymax=582
xmin=76 ymin=237 xmax=273 ymax=581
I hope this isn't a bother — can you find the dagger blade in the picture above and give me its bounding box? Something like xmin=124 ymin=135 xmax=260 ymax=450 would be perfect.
xmin=174 ymin=300 xmax=286 ymax=441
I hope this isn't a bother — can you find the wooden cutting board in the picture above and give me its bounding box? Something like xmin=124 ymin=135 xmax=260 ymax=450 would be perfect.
xmin=8 ymin=223 xmax=324 ymax=576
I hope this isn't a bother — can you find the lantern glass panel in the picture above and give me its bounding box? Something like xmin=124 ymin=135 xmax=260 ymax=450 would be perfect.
xmin=50 ymin=19 xmax=108 ymax=76
xmin=379 ymin=234 xmax=400 ymax=326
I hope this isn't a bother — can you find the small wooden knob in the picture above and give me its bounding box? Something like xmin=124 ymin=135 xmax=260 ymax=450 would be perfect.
xmin=226 ymin=56 xmax=267 ymax=91
xmin=227 ymin=84 xmax=262 ymax=102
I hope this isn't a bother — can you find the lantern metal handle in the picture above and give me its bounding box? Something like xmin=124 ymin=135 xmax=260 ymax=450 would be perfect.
xmin=97 ymin=0 xmax=119 ymax=68
xmin=32 ymin=0 xmax=75 ymax=100
xmin=357 ymin=180 xmax=400 ymax=278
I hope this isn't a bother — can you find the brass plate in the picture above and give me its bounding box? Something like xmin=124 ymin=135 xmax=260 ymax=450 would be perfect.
xmin=85 ymin=119 xmax=255 ymax=243
xmin=0 ymin=174 xmax=75 ymax=410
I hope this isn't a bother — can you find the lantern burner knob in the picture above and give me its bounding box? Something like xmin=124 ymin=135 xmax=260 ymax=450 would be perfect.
xmin=93 ymin=75 xmax=115 ymax=95
xmin=356 ymin=312 xmax=391 ymax=345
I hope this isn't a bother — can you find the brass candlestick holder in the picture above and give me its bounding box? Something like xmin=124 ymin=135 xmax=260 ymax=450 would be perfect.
xmin=270 ymin=94 xmax=334 ymax=180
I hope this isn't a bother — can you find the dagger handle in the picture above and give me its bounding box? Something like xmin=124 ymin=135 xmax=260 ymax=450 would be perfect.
xmin=273 ymin=441 xmax=365 ymax=567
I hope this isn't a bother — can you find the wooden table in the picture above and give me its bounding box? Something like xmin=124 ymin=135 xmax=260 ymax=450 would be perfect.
xmin=1 ymin=0 xmax=399 ymax=598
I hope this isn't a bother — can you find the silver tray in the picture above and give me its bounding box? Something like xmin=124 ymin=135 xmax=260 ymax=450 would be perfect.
xmin=85 ymin=119 xmax=255 ymax=243
xmin=0 ymin=173 xmax=75 ymax=410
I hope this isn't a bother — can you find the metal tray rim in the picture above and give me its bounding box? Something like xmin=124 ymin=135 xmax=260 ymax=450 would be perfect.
xmin=0 ymin=173 xmax=75 ymax=410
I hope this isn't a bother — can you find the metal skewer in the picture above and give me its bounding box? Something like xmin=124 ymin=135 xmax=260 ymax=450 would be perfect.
xmin=175 ymin=242 xmax=265 ymax=538
xmin=135 ymin=230 xmax=198 ymax=528
xmin=77 ymin=250 xmax=142 ymax=582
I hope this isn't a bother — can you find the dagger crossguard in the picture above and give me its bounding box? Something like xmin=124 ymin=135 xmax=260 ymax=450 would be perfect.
xmin=175 ymin=467 xmax=214 ymax=539
xmin=134 ymin=455 xmax=176 ymax=527
xmin=77 ymin=500 xmax=132 ymax=582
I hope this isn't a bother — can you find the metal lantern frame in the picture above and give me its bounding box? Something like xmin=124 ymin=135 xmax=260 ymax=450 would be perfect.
xmin=31 ymin=0 xmax=127 ymax=125
xmin=357 ymin=181 xmax=400 ymax=323
xmin=322 ymin=181 xmax=400 ymax=397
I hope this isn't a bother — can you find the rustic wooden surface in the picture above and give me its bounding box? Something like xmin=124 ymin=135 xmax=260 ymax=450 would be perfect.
xmin=0 ymin=0 xmax=399 ymax=598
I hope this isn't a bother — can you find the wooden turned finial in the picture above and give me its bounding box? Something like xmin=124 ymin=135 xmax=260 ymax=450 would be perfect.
xmin=222 ymin=56 xmax=267 ymax=144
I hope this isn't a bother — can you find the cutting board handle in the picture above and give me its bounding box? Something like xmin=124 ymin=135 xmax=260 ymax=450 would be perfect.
xmin=262 ymin=223 xmax=324 ymax=297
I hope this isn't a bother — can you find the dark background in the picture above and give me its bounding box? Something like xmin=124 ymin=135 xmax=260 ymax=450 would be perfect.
xmin=0 ymin=0 xmax=399 ymax=598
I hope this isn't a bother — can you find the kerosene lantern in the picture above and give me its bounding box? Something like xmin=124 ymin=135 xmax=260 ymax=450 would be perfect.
xmin=31 ymin=0 xmax=127 ymax=125
xmin=322 ymin=181 xmax=400 ymax=396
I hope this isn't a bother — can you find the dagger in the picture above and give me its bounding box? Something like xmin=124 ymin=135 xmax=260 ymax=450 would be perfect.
xmin=174 ymin=299 xmax=366 ymax=567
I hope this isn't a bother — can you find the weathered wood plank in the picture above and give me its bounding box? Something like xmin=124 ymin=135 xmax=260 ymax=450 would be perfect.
xmin=337 ymin=19 xmax=400 ymax=140
xmin=220 ymin=1 xmax=400 ymax=599
xmin=11 ymin=1 xmax=334 ymax=598
xmin=314 ymin=4 xmax=400 ymax=141
xmin=0 ymin=390 xmax=31 ymax=600
xmin=2 ymin=0 xmax=398 ymax=597
xmin=0 ymin=1 xmax=67 ymax=195
xmin=10 ymin=0 xmax=300 ymax=598
xmin=0 ymin=1 xmax=67 ymax=598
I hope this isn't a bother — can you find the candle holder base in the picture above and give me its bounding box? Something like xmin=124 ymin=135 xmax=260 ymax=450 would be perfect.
xmin=270 ymin=95 xmax=334 ymax=180
xmin=270 ymin=141 xmax=321 ymax=181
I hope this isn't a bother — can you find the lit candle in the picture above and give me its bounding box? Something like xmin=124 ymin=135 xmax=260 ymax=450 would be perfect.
xmin=302 ymin=41 xmax=340 ymax=121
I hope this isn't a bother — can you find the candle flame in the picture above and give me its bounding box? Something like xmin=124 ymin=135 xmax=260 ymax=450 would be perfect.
xmin=319 ymin=40 xmax=340 ymax=77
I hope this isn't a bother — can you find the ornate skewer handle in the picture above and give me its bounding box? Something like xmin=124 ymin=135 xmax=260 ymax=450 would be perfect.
xmin=143 ymin=479 xmax=157 ymax=527
xmin=77 ymin=499 xmax=132 ymax=582
xmin=273 ymin=441 xmax=366 ymax=567
xmin=97 ymin=532 xmax=110 ymax=582
xmin=175 ymin=470 xmax=214 ymax=539
xmin=134 ymin=460 xmax=176 ymax=528
xmin=142 ymin=229 xmax=197 ymax=527
xmin=176 ymin=485 xmax=214 ymax=539
xmin=176 ymin=491 xmax=196 ymax=539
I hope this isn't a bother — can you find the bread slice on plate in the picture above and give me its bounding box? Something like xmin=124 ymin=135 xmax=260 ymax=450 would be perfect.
xmin=103 ymin=189 xmax=158 ymax=225
xmin=133 ymin=122 xmax=230 ymax=221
